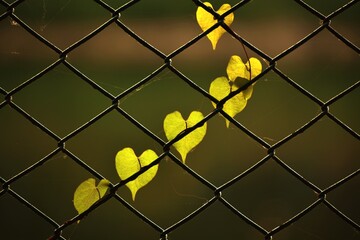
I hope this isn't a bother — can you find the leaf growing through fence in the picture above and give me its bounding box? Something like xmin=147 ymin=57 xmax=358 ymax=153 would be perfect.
xmin=210 ymin=55 xmax=262 ymax=127
xmin=210 ymin=77 xmax=248 ymax=128
xmin=227 ymin=56 xmax=262 ymax=82
xmin=115 ymin=148 xmax=158 ymax=201
xmin=73 ymin=178 xmax=110 ymax=216
xmin=196 ymin=2 xmax=234 ymax=50
xmin=164 ymin=111 xmax=207 ymax=163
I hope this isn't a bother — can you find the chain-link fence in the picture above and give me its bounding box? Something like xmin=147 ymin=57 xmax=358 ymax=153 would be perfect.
xmin=0 ymin=0 xmax=359 ymax=239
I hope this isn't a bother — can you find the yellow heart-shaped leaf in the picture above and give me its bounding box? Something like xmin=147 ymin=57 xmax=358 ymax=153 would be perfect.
xmin=73 ymin=178 xmax=110 ymax=215
xmin=115 ymin=147 xmax=158 ymax=201
xmin=227 ymin=55 xmax=262 ymax=81
xmin=209 ymin=76 xmax=248 ymax=127
xmin=226 ymin=55 xmax=262 ymax=100
xmin=196 ymin=2 xmax=234 ymax=50
xmin=164 ymin=111 xmax=207 ymax=163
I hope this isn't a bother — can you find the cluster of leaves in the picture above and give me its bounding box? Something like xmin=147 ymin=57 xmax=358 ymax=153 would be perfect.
xmin=210 ymin=56 xmax=262 ymax=127
xmin=73 ymin=2 xmax=262 ymax=218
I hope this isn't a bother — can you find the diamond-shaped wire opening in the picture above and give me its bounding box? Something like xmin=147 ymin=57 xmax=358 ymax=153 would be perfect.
xmin=236 ymin=70 xmax=319 ymax=143
xmin=8 ymin=152 xmax=102 ymax=223
xmin=0 ymin=105 xmax=57 ymax=178
xmin=187 ymin=116 xmax=267 ymax=186
xmin=232 ymin=0 xmax=320 ymax=57
xmin=119 ymin=0 xmax=198 ymax=54
xmin=330 ymin=3 xmax=360 ymax=47
xmin=67 ymin=22 xmax=164 ymax=96
xmin=326 ymin=174 xmax=360 ymax=224
xmin=330 ymin=87 xmax=360 ymax=133
xmin=171 ymin=41 xmax=235 ymax=74
xmin=66 ymin=110 xmax=162 ymax=184
xmin=67 ymin=197 xmax=160 ymax=239
xmin=12 ymin=63 xmax=110 ymax=137
xmin=170 ymin=201 xmax=265 ymax=239
xmin=222 ymin=159 xmax=316 ymax=230
xmin=115 ymin=157 xmax=213 ymax=228
xmin=0 ymin=18 xmax=57 ymax=91
xmin=0 ymin=193 xmax=55 ymax=239
xmin=118 ymin=68 xmax=212 ymax=139
xmin=13 ymin=0 xmax=109 ymax=49
xmin=277 ymin=117 xmax=359 ymax=188
xmin=274 ymin=203 xmax=359 ymax=240
xmin=277 ymin=30 xmax=359 ymax=102
xmin=172 ymin=33 xmax=266 ymax=88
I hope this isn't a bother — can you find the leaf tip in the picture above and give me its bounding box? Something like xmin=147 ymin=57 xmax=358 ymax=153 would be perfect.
xmin=211 ymin=41 xmax=217 ymax=50
xmin=180 ymin=152 xmax=187 ymax=164
xmin=131 ymin=189 xmax=137 ymax=201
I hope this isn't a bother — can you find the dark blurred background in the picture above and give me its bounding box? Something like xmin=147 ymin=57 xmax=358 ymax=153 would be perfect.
xmin=0 ymin=0 xmax=359 ymax=239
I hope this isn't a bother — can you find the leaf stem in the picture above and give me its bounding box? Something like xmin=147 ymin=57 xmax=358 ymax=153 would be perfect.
xmin=240 ymin=38 xmax=252 ymax=80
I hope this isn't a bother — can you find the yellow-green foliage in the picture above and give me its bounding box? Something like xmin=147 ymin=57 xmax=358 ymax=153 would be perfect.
xmin=73 ymin=2 xmax=262 ymax=216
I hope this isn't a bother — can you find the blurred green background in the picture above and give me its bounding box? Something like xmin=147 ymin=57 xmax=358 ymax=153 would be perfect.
xmin=0 ymin=0 xmax=359 ymax=239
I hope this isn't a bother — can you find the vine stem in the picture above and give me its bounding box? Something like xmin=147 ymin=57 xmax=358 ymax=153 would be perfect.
xmin=239 ymin=36 xmax=252 ymax=80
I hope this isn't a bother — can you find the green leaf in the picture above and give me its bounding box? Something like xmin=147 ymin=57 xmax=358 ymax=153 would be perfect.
xmin=115 ymin=147 xmax=159 ymax=201
xmin=209 ymin=76 xmax=248 ymax=127
xmin=73 ymin=178 xmax=110 ymax=215
xmin=196 ymin=2 xmax=234 ymax=50
xmin=163 ymin=111 xmax=207 ymax=163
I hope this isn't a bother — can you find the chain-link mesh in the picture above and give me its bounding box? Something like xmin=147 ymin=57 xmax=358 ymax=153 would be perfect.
xmin=0 ymin=0 xmax=359 ymax=239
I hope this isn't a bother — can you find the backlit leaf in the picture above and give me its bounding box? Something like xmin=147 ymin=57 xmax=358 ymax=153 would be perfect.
xmin=196 ymin=2 xmax=234 ymax=50
xmin=227 ymin=55 xmax=262 ymax=81
xmin=164 ymin=111 xmax=207 ymax=163
xmin=226 ymin=55 xmax=262 ymax=100
xmin=209 ymin=76 xmax=248 ymax=127
xmin=115 ymin=147 xmax=158 ymax=201
xmin=73 ymin=178 xmax=110 ymax=215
